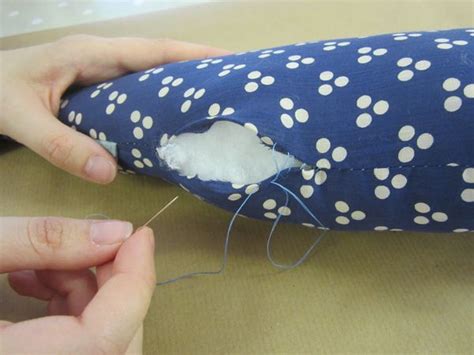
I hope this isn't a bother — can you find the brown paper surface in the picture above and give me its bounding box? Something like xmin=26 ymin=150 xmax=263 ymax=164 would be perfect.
xmin=1 ymin=2 xmax=473 ymax=353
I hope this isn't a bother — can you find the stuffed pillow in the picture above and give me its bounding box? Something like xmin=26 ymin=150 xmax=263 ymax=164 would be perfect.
xmin=58 ymin=28 xmax=474 ymax=233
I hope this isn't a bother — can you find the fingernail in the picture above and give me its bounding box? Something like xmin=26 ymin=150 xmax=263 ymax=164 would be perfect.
xmin=85 ymin=155 xmax=116 ymax=183
xmin=90 ymin=221 xmax=133 ymax=245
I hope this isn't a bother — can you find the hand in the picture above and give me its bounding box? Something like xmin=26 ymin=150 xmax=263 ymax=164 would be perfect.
xmin=0 ymin=217 xmax=156 ymax=354
xmin=0 ymin=36 xmax=230 ymax=184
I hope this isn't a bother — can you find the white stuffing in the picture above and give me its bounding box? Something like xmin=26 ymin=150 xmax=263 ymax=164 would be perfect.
xmin=157 ymin=121 xmax=302 ymax=185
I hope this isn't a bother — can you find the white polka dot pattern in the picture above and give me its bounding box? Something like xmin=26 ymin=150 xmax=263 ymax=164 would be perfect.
xmin=56 ymin=28 xmax=474 ymax=233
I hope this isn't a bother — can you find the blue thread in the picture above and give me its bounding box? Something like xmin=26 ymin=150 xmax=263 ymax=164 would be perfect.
xmin=270 ymin=181 xmax=326 ymax=228
xmin=156 ymin=142 xmax=328 ymax=285
xmin=266 ymin=181 xmax=327 ymax=269
xmin=157 ymin=191 xmax=256 ymax=286
xmin=264 ymin=144 xmax=328 ymax=270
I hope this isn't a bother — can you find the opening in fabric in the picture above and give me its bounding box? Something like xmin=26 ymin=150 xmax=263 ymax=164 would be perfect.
xmin=156 ymin=121 xmax=302 ymax=184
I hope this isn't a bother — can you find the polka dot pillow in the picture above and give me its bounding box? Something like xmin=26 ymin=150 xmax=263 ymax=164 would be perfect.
xmin=59 ymin=28 xmax=474 ymax=233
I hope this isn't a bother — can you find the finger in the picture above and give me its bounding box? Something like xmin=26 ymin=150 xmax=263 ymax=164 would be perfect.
xmin=36 ymin=269 xmax=97 ymax=316
xmin=4 ymin=94 xmax=117 ymax=184
xmin=7 ymin=270 xmax=70 ymax=315
xmin=0 ymin=315 xmax=87 ymax=353
xmin=47 ymin=294 xmax=69 ymax=316
xmin=0 ymin=217 xmax=133 ymax=273
xmin=125 ymin=325 xmax=143 ymax=355
xmin=8 ymin=270 xmax=54 ymax=301
xmin=81 ymin=227 xmax=156 ymax=354
xmin=96 ymin=261 xmax=114 ymax=288
xmin=0 ymin=321 xmax=13 ymax=329
xmin=54 ymin=35 xmax=232 ymax=84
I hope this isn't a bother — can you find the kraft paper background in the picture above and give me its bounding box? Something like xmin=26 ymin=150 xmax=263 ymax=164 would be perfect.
xmin=1 ymin=1 xmax=473 ymax=353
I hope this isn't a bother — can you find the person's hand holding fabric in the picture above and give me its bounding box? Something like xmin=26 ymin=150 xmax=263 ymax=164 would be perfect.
xmin=0 ymin=35 xmax=230 ymax=353
xmin=0 ymin=35 xmax=230 ymax=183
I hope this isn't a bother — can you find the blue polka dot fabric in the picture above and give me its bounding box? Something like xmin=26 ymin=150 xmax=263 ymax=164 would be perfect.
xmin=59 ymin=28 xmax=474 ymax=233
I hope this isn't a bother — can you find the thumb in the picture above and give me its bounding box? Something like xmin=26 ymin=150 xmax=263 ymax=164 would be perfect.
xmin=5 ymin=102 xmax=117 ymax=184
xmin=0 ymin=216 xmax=133 ymax=273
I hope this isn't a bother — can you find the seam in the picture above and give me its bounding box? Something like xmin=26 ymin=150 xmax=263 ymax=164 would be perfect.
xmin=116 ymin=139 xmax=473 ymax=170
xmin=116 ymin=141 xmax=153 ymax=146
xmin=309 ymin=164 xmax=473 ymax=172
